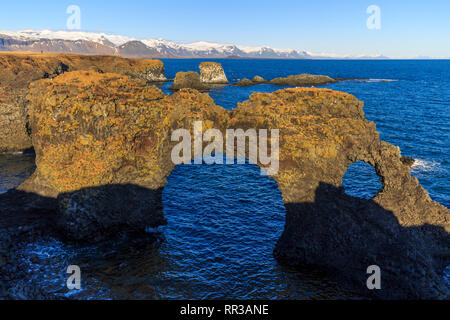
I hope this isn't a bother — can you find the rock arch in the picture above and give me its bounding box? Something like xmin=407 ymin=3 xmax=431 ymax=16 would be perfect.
xmin=342 ymin=161 xmax=382 ymax=199
xmin=17 ymin=71 xmax=449 ymax=299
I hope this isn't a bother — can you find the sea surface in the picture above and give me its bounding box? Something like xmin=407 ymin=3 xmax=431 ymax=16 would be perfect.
xmin=0 ymin=59 xmax=448 ymax=299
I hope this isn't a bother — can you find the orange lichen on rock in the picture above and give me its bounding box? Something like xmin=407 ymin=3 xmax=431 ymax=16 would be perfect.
xmin=18 ymin=72 xmax=449 ymax=298
xmin=230 ymin=87 xmax=374 ymax=202
xmin=22 ymin=70 xmax=227 ymax=196
xmin=0 ymin=52 xmax=167 ymax=153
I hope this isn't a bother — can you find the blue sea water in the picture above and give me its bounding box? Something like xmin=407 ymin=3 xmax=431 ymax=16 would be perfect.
xmin=0 ymin=59 xmax=448 ymax=299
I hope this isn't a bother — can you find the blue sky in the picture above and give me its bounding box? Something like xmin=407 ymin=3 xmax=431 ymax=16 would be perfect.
xmin=1 ymin=0 xmax=449 ymax=57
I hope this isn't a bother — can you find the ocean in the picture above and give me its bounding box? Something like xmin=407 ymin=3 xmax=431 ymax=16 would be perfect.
xmin=0 ymin=59 xmax=448 ymax=299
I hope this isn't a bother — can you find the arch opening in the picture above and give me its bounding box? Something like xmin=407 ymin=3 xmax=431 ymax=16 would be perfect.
xmin=342 ymin=161 xmax=383 ymax=200
xmin=161 ymin=157 xmax=290 ymax=298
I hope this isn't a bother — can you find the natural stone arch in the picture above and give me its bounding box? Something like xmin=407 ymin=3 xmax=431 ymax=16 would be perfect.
xmin=18 ymin=71 xmax=449 ymax=299
xmin=342 ymin=161 xmax=382 ymax=200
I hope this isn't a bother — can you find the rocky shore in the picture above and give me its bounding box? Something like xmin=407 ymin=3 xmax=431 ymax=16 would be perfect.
xmin=0 ymin=54 xmax=448 ymax=299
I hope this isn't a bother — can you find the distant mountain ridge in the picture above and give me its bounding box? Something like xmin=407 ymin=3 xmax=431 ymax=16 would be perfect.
xmin=0 ymin=30 xmax=387 ymax=59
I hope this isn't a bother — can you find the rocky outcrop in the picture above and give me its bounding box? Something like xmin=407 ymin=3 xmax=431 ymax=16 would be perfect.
xmin=169 ymin=71 xmax=210 ymax=91
xmin=269 ymin=74 xmax=336 ymax=86
xmin=234 ymin=74 xmax=335 ymax=87
xmin=17 ymin=72 xmax=449 ymax=299
xmin=0 ymin=52 xmax=167 ymax=153
xmin=269 ymin=74 xmax=335 ymax=86
xmin=231 ymin=88 xmax=449 ymax=299
xmin=252 ymin=75 xmax=266 ymax=83
xmin=233 ymin=78 xmax=255 ymax=87
xmin=20 ymin=70 xmax=227 ymax=241
xmin=199 ymin=62 xmax=229 ymax=84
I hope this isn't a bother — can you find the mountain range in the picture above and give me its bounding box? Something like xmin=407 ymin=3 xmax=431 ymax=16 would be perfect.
xmin=0 ymin=30 xmax=389 ymax=59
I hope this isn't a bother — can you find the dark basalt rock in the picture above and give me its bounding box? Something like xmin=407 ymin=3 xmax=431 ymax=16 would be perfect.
xmin=401 ymin=156 xmax=416 ymax=167
xmin=57 ymin=185 xmax=167 ymax=243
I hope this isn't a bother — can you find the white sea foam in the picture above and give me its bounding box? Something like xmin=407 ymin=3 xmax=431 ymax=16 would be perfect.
xmin=411 ymin=159 xmax=441 ymax=173
xmin=343 ymin=79 xmax=399 ymax=83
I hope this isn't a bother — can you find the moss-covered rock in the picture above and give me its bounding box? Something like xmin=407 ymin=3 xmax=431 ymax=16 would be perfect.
xmin=0 ymin=52 xmax=167 ymax=153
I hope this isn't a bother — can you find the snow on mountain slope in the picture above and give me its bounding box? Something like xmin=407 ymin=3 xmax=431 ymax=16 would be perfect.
xmin=0 ymin=30 xmax=133 ymax=46
xmin=0 ymin=30 xmax=388 ymax=59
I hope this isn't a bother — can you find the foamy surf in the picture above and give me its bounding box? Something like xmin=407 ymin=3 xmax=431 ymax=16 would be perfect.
xmin=411 ymin=159 xmax=441 ymax=173
xmin=340 ymin=78 xmax=399 ymax=83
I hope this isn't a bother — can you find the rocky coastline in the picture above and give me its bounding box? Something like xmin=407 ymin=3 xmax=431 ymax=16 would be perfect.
xmin=0 ymin=53 xmax=448 ymax=299
xmin=0 ymin=52 xmax=167 ymax=154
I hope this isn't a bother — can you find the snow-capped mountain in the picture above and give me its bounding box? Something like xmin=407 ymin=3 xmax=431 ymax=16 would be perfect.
xmin=0 ymin=30 xmax=384 ymax=59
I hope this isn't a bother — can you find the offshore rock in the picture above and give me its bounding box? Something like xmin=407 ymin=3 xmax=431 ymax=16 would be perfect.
xmin=252 ymin=75 xmax=267 ymax=83
xmin=19 ymin=73 xmax=449 ymax=298
xmin=269 ymin=74 xmax=336 ymax=86
xmin=0 ymin=52 xmax=167 ymax=153
xmin=233 ymin=78 xmax=255 ymax=86
xmin=199 ymin=62 xmax=229 ymax=84
xmin=170 ymin=71 xmax=210 ymax=91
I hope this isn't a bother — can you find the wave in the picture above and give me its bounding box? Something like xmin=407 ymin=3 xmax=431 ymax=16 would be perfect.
xmin=341 ymin=78 xmax=399 ymax=83
xmin=411 ymin=158 xmax=441 ymax=173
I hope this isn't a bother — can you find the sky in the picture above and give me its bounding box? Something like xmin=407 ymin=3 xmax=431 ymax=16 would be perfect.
xmin=0 ymin=0 xmax=449 ymax=58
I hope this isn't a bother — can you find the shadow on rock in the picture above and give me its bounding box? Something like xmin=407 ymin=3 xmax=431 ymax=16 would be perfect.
xmin=0 ymin=184 xmax=167 ymax=245
xmin=274 ymin=182 xmax=450 ymax=300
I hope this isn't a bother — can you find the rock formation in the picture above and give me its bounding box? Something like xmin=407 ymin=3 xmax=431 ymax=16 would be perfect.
xmin=0 ymin=52 xmax=167 ymax=153
xmin=10 ymin=71 xmax=450 ymax=299
xmin=233 ymin=78 xmax=255 ymax=87
xmin=269 ymin=74 xmax=336 ymax=86
xmin=199 ymin=62 xmax=229 ymax=84
xmin=234 ymin=74 xmax=335 ymax=87
xmin=169 ymin=71 xmax=210 ymax=91
xmin=252 ymin=75 xmax=266 ymax=83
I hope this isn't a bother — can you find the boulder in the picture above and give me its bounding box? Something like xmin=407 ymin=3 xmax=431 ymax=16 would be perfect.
xmin=199 ymin=62 xmax=229 ymax=84
xmin=169 ymin=71 xmax=209 ymax=91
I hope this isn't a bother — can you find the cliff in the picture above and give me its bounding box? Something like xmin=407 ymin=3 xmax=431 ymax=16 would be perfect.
xmin=0 ymin=52 xmax=167 ymax=153
xmin=16 ymin=70 xmax=449 ymax=299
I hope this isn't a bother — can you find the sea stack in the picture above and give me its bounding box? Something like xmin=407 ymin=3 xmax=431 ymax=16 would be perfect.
xmin=199 ymin=62 xmax=229 ymax=84
xmin=170 ymin=71 xmax=209 ymax=90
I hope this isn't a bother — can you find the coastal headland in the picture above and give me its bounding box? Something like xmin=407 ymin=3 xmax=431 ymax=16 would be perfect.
xmin=0 ymin=53 xmax=448 ymax=300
